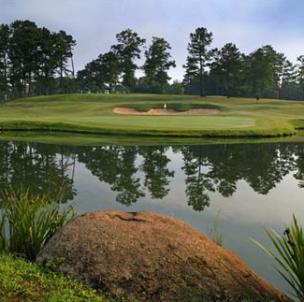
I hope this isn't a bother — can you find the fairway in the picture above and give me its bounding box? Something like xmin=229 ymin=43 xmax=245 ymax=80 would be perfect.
xmin=0 ymin=93 xmax=304 ymax=138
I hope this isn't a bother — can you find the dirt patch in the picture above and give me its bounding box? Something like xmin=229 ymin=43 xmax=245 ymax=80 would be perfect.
xmin=38 ymin=211 xmax=289 ymax=302
xmin=113 ymin=107 xmax=219 ymax=115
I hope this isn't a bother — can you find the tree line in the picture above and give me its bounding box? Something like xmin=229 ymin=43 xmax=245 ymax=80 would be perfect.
xmin=1 ymin=20 xmax=304 ymax=100
xmin=77 ymin=27 xmax=304 ymax=100
xmin=184 ymin=27 xmax=304 ymax=100
xmin=77 ymin=29 xmax=179 ymax=94
xmin=0 ymin=20 xmax=76 ymax=100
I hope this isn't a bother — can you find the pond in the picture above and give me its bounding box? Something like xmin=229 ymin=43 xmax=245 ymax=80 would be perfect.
xmin=1 ymin=140 xmax=304 ymax=295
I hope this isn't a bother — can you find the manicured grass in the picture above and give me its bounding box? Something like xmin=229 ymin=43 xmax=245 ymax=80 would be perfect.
xmin=2 ymin=130 xmax=304 ymax=146
xmin=0 ymin=93 xmax=304 ymax=138
xmin=0 ymin=253 xmax=110 ymax=302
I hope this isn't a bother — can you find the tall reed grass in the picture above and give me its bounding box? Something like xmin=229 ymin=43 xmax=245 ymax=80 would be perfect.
xmin=253 ymin=215 xmax=304 ymax=300
xmin=208 ymin=211 xmax=224 ymax=246
xmin=0 ymin=188 xmax=74 ymax=260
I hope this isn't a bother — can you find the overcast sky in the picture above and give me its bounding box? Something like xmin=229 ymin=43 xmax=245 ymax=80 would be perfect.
xmin=1 ymin=0 xmax=304 ymax=80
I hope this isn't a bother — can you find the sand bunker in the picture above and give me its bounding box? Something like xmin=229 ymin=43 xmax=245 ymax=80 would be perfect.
xmin=113 ymin=107 xmax=219 ymax=115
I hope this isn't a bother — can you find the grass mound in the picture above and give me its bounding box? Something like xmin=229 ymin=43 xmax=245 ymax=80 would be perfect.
xmin=0 ymin=93 xmax=303 ymax=139
xmin=0 ymin=253 xmax=110 ymax=302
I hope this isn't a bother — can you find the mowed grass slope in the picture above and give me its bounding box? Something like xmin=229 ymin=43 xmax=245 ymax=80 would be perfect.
xmin=1 ymin=93 xmax=304 ymax=137
xmin=0 ymin=253 xmax=110 ymax=302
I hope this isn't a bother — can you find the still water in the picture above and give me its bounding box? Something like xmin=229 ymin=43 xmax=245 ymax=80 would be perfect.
xmin=1 ymin=141 xmax=304 ymax=294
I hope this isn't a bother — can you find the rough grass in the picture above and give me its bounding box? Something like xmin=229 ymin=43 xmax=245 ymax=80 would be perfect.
xmin=1 ymin=93 xmax=304 ymax=138
xmin=0 ymin=253 xmax=110 ymax=302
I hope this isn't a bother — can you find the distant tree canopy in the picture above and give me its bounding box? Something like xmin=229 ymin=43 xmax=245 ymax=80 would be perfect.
xmin=77 ymin=31 xmax=179 ymax=95
xmin=82 ymin=26 xmax=304 ymax=100
xmin=142 ymin=37 xmax=176 ymax=93
xmin=184 ymin=36 xmax=304 ymax=100
xmin=77 ymin=29 xmax=146 ymax=93
xmin=1 ymin=20 xmax=304 ymax=100
xmin=183 ymin=27 xmax=213 ymax=96
xmin=0 ymin=20 xmax=76 ymax=100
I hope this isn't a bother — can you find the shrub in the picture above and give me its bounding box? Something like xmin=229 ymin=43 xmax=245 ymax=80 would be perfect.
xmin=0 ymin=188 xmax=74 ymax=260
xmin=253 ymin=215 xmax=304 ymax=300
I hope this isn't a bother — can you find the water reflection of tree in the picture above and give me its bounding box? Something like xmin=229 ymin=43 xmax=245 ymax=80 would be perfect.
xmin=179 ymin=144 xmax=297 ymax=211
xmin=241 ymin=144 xmax=295 ymax=194
xmin=114 ymin=147 xmax=145 ymax=205
xmin=204 ymin=144 xmax=295 ymax=195
xmin=181 ymin=146 xmax=214 ymax=211
xmin=139 ymin=146 xmax=174 ymax=199
xmin=78 ymin=146 xmax=144 ymax=205
xmin=1 ymin=141 xmax=304 ymax=212
xmin=0 ymin=142 xmax=76 ymax=203
xmin=292 ymin=145 xmax=304 ymax=188
xmin=78 ymin=145 xmax=175 ymax=204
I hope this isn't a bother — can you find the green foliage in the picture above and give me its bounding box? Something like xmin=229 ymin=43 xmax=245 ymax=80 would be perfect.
xmin=112 ymin=29 xmax=145 ymax=89
xmin=184 ymin=27 xmax=214 ymax=96
xmin=209 ymin=43 xmax=243 ymax=97
xmin=0 ymin=188 xmax=74 ymax=260
xmin=143 ymin=37 xmax=176 ymax=91
xmin=77 ymin=51 xmax=120 ymax=93
xmin=246 ymin=45 xmax=284 ymax=99
xmin=0 ymin=253 xmax=109 ymax=301
xmin=183 ymin=28 xmax=304 ymax=100
xmin=253 ymin=215 xmax=304 ymax=300
xmin=2 ymin=20 xmax=304 ymax=100
xmin=0 ymin=20 xmax=75 ymax=99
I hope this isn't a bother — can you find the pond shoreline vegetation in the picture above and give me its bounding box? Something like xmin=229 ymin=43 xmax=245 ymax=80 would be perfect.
xmin=253 ymin=216 xmax=304 ymax=301
xmin=0 ymin=188 xmax=74 ymax=260
xmin=0 ymin=188 xmax=118 ymax=301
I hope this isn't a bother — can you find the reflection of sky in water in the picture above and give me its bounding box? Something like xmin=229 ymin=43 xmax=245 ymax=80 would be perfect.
xmin=2 ymin=142 xmax=304 ymax=295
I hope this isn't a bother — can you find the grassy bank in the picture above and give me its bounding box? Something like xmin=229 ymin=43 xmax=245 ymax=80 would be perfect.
xmin=0 ymin=93 xmax=304 ymax=138
xmin=0 ymin=253 xmax=110 ymax=302
xmin=2 ymin=130 xmax=304 ymax=146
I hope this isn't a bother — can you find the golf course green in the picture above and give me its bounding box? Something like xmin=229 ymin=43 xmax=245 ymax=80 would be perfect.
xmin=1 ymin=93 xmax=304 ymax=139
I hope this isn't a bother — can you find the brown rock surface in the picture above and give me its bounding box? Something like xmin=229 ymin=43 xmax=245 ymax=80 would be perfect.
xmin=38 ymin=211 xmax=290 ymax=302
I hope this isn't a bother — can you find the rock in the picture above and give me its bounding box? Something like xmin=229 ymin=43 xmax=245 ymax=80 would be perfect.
xmin=38 ymin=211 xmax=289 ymax=302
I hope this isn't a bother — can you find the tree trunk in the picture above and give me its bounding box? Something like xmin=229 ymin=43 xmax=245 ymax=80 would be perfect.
xmin=71 ymin=54 xmax=75 ymax=78
xmin=4 ymin=54 xmax=7 ymax=100
xmin=199 ymin=55 xmax=204 ymax=97
xmin=60 ymin=60 xmax=64 ymax=93
xmin=28 ymin=72 xmax=32 ymax=97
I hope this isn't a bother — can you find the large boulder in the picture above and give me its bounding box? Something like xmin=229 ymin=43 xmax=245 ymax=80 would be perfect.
xmin=38 ymin=211 xmax=289 ymax=302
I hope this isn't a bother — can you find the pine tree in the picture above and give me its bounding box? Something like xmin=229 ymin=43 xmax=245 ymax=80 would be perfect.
xmin=184 ymin=27 xmax=213 ymax=96
xmin=210 ymin=43 xmax=243 ymax=97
